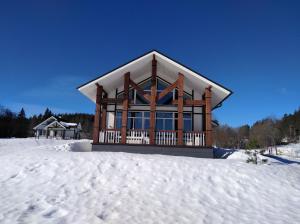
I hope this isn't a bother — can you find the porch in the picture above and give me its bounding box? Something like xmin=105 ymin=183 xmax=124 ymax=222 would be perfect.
xmin=98 ymin=129 xmax=206 ymax=147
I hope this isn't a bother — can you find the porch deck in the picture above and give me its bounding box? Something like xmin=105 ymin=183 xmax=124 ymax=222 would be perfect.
xmin=93 ymin=129 xmax=213 ymax=158
xmin=92 ymin=144 xmax=213 ymax=158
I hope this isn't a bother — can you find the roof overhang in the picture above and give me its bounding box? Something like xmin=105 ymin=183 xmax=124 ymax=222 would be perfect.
xmin=77 ymin=50 xmax=232 ymax=109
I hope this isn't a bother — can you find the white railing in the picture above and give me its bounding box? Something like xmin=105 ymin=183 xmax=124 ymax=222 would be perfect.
xmin=99 ymin=129 xmax=205 ymax=147
xmin=126 ymin=130 xmax=150 ymax=144
xmin=184 ymin=131 xmax=205 ymax=146
xmin=99 ymin=129 xmax=121 ymax=143
xmin=155 ymin=131 xmax=177 ymax=145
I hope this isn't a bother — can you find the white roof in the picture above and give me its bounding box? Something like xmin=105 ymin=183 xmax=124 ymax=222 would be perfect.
xmin=33 ymin=116 xmax=57 ymax=130
xmin=60 ymin=122 xmax=78 ymax=127
xmin=78 ymin=50 xmax=232 ymax=109
xmin=43 ymin=120 xmax=66 ymax=130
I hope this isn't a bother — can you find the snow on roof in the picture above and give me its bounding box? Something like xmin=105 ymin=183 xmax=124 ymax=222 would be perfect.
xmin=59 ymin=122 xmax=78 ymax=127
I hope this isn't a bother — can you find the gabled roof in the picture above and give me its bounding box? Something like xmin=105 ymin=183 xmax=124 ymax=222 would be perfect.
xmin=43 ymin=120 xmax=66 ymax=130
xmin=33 ymin=116 xmax=57 ymax=130
xmin=78 ymin=50 xmax=232 ymax=109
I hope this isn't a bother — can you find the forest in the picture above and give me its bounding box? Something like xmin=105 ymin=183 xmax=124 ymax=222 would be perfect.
xmin=0 ymin=105 xmax=299 ymax=149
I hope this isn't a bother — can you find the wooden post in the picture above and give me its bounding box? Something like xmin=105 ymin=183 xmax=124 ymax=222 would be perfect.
xmin=204 ymin=86 xmax=212 ymax=147
xmin=121 ymin=72 xmax=130 ymax=144
xmin=93 ymin=84 xmax=103 ymax=144
xmin=101 ymin=93 xmax=108 ymax=130
xmin=150 ymin=55 xmax=157 ymax=145
xmin=177 ymin=73 xmax=184 ymax=145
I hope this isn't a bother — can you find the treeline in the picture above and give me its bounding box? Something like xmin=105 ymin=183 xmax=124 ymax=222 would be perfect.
xmin=1 ymin=105 xmax=299 ymax=148
xmin=0 ymin=106 xmax=94 ymax=139
xmin=214 ymin=108 xmax=300 ymax=149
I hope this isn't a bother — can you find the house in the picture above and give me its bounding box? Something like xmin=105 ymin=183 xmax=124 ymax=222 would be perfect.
xmin=78 ymin=50 xmax=232 ymax=157
xmin=33 ymin=116 xmax=81 ymax=139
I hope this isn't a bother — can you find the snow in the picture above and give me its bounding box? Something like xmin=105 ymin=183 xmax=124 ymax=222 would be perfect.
xmin=277 ymin=143 xmax=300 ymax=159
xmin=59 ymin=122 xmax=78 ymax=127
xmin=0 ymin=139 xmax=300 ymax=224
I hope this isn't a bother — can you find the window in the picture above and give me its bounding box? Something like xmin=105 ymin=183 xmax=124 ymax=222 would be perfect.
xmin=116 ymin=111 xmax=150 ymax=129
xmin=183 ymin=113 xmax=192 ymax=131
xmin=117 ymin=77 xmax=192 ymax=106
xmin=115 ymin=111 xmax=122 ymax=129
xmin=116 ymin=111 xmax=192 ymax=131
xmin=155 ymin=112 xmax=176 ymax=130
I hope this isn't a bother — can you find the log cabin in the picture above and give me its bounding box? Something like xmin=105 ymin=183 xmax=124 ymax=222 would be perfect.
xmin=77 ymin=50 xmax=232 ymax=157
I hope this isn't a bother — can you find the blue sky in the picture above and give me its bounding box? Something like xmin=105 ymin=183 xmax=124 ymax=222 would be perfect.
xmin=0 ymin=0 xmax=299 ymax=127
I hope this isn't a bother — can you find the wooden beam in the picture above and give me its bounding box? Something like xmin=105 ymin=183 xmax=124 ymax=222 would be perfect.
xmin=102 ymin=98 xmax=123 ymax=104
xmin=101 ymin=93 xmax=107 ymax=130
xmin=93 ymin=84 xmax=103 ymax=144
xmin=172 ymin=99 xmax=205 ymax=106
xmin=177 ymin=73 xmax=184 ymax=145
xmin=157 ymin=80 xmax=178 ymax=101
xmin=129 ymin=79 xmax=151 ymax=102
xmin=121 ymin=72 xmax=130 ymax=144
xmin=204 ymin=87 xmax=212 ymax=147
xmin=149 ymin=54 xmax=157 ymax=145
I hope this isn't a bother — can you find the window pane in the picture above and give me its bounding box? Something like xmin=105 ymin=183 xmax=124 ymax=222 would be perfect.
xmin=144 ymin=112 xmax=150 ymax=118
xmin=116 ymin=117 xmax=122 ymax=129
xmin=184 ymin=113 xmax=191 ymax=119
xmin=135 ymin=112 xmax=143 ymax=118
xmin=184 ymin=120 xmax=192 ymax=131
xmin=165 ymin=119 xmax=173 ymax=130
xmin=136 ymin=93 xmax=148 ymax=104
xmin=157 ymin=79 xmax=168 ymax=91
xmin=157 ymin=92 xmax=173 ymax=105
xmin=116 ymin=111 xmax=122 ymax=117
xmin=127 ymin=118 xmax=134 ymax=129
xmin=144 ymin=119 xmax=150 ymax=129
xmin=156 ymin=112 xmax=173 ymax=118
xmin=134 ymin=118 xmax=143 ymax=129
xmin=140 ymin=80 xmax=151 ymax=90
xmin=156 ymin=119 xmax=164 ymax=130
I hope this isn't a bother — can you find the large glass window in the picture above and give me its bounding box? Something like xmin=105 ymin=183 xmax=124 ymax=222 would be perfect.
xmin=116 ymin=111 xmax=150 ymax=129
xmin=116 ymin=111 xmax=192 ymax=131
xmin=183 ymin=113 xmax=192 ymax=131
xmin=115 ymin=111 xmax=122 ymax=129
xmin=155 ymin=112 xmax=176 ymax=130
xmin=117 ymin=78 xmax=192 ymax=106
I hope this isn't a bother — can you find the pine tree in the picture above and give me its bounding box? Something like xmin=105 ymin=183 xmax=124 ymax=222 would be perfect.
xmin=42 ymin=108 xmax=53 ymax=120
xmin=15 ymin=108 xmax=29 ymax=138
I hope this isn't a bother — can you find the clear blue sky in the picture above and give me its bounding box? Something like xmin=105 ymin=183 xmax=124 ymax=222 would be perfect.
xmin=1 ymin=0 xmax=299 ymax=127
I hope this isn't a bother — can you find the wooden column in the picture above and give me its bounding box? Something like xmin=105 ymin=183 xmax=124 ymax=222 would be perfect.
xmin=177 ymin=73 xmax=184 ymax=145
xmin=121 ymin=72 xmax=130 ymax=144
xmin=149 ymin=55 xmax=157 ymax=145
xmin=93 ymin=84 xmax=103 ymax=144
xmin=204 ymin=86 xmax=212 ymax=147
xmin=101 ymin=93 xmax=108 ymax=130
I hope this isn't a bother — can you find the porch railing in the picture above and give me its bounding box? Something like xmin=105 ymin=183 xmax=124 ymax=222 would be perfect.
xmin=126 ymin=130 xmax=150 ymax=144
xmin=99 ymin=129 xmax=121 ymax=143
xmin=155 ymin=130 xmax=177 ymax=145
xmin=184 ymin=131 xmax=205 ymax=146
xmin=99 ymin=129 xmax=205 ymax=146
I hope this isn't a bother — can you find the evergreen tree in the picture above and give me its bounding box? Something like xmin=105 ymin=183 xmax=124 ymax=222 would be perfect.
xmin=15 ymin=108 xmax=29 ymax=138
xmin=43 ymin=108 xmax=53 ymax=120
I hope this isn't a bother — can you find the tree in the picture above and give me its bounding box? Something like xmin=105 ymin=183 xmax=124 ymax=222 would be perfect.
xmin=15 ymin=108 xmax=29 ymax=138
xmin=43 ymin=108 xmax=53 ymax=120
xmin=0 ymin=106 xmax=16 ymax=138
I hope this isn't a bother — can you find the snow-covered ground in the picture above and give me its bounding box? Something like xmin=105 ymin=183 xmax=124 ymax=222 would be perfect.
xmin=0 ymin=139 xmax=300 ymax=224
xmin=277 ymin=143 xmax=300 ymax=159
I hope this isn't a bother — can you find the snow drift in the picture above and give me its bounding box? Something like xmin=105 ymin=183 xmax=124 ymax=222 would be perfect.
xmin=0 ymin=139 xmax=299 ymax=224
